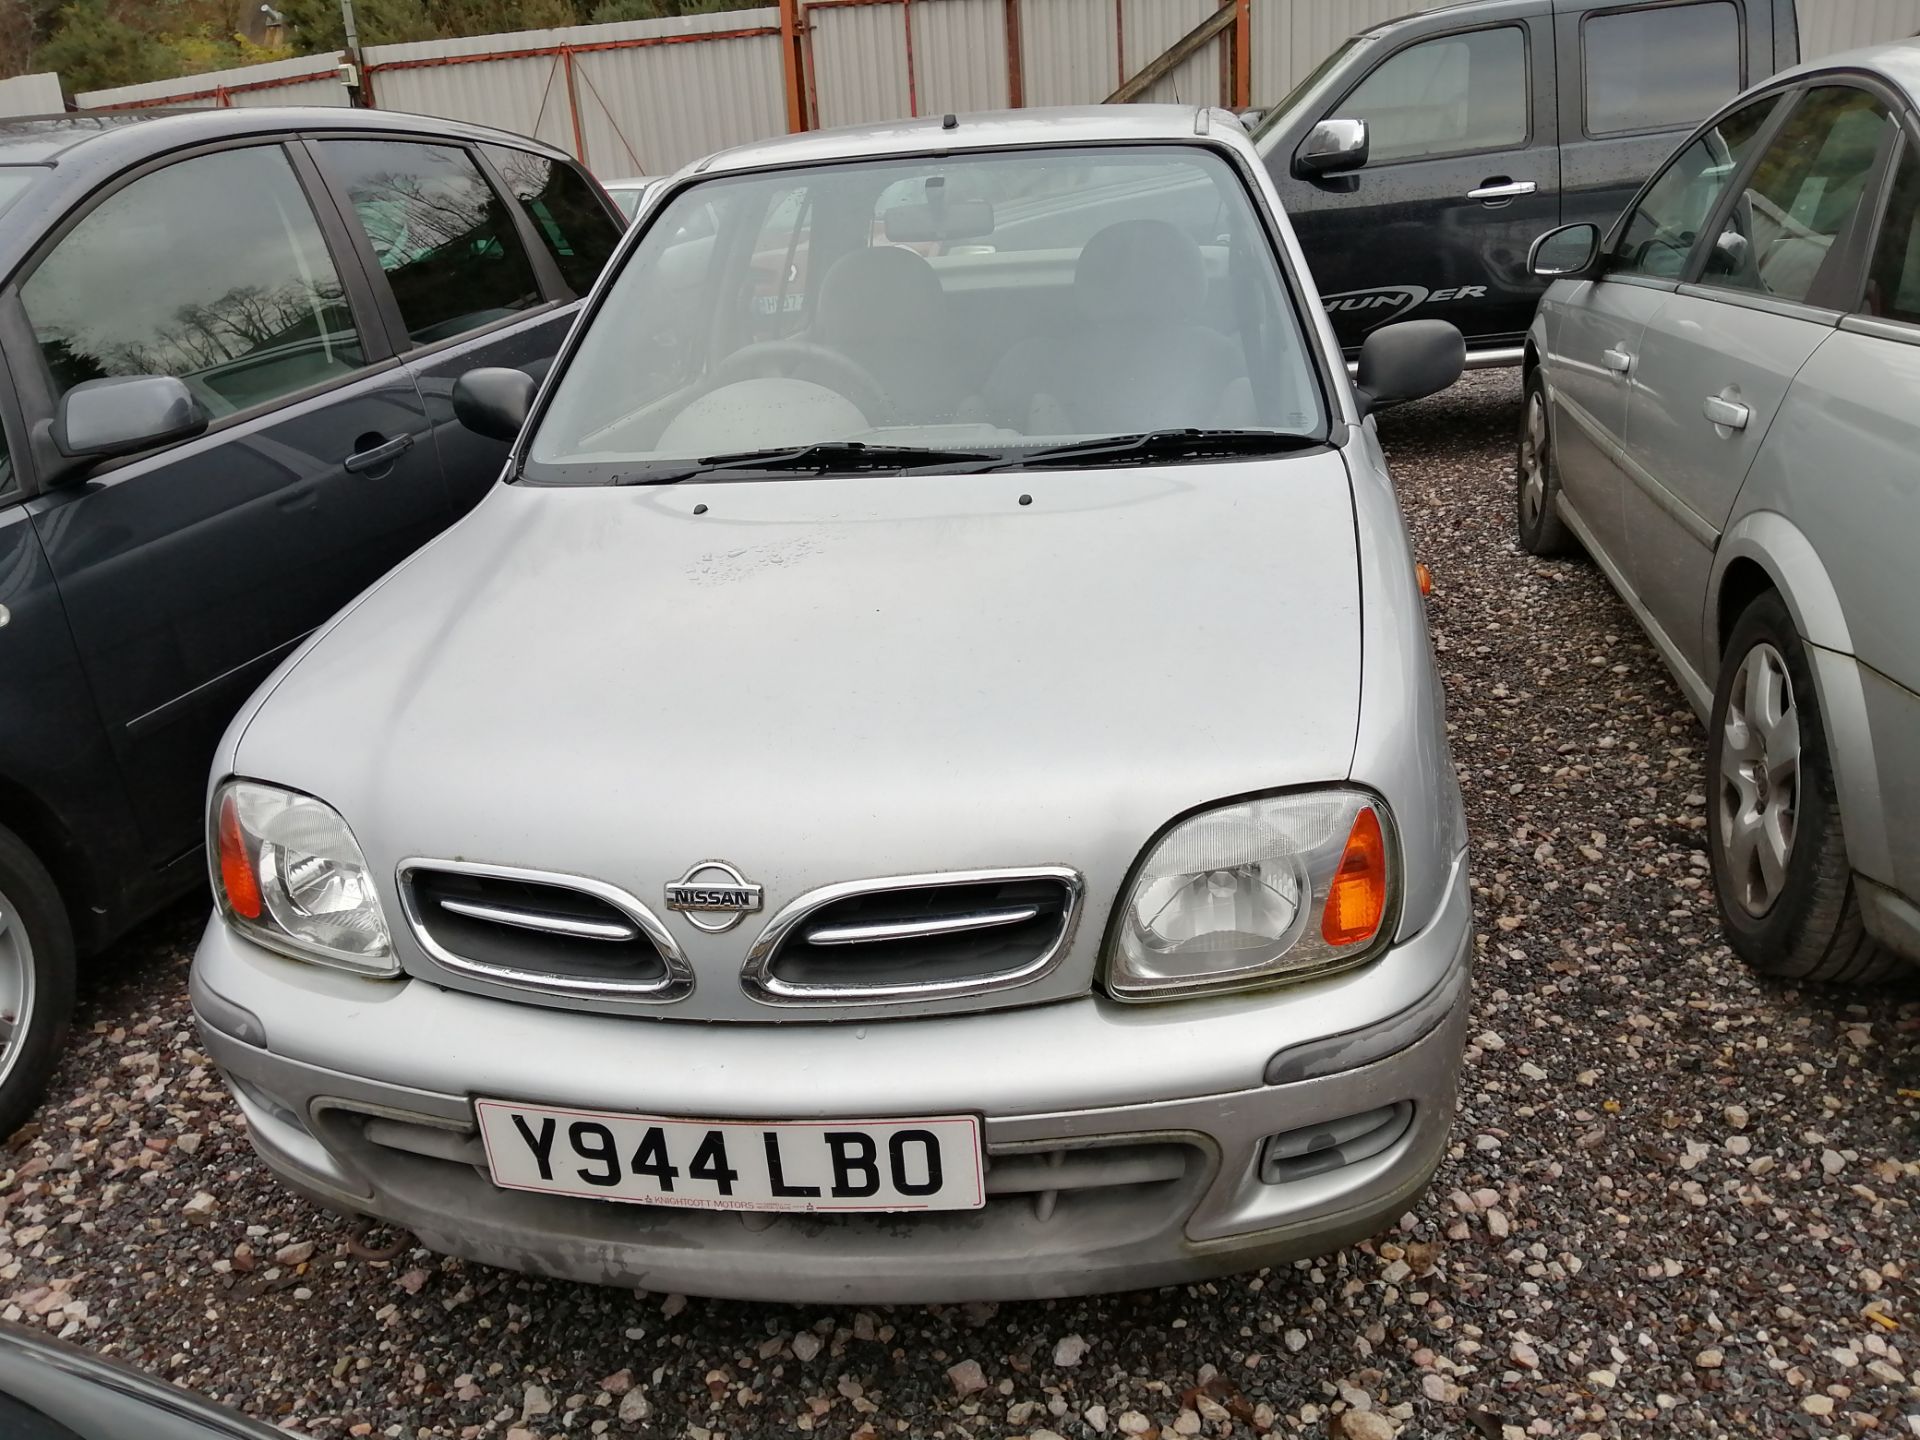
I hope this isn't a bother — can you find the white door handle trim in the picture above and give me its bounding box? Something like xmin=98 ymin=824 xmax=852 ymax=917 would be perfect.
xmin=1467 ymin=179 xmax=1538 ymax=200
xmin=1601 ymin=347 xmax=1633 ymax=374
xmin=1703 ymin=395 xmax=1750 ymax=430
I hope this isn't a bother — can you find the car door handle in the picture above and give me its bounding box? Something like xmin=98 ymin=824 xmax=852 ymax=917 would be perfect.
xmin=1703 ymin=395 xmax=1750 ymax=430
xmin=344 ymin=433 xmax=414 ymax=474
xmin=1601 ymin=348 xmax=1633 ymax=374
xmin=1467 ymin=179 xmax=1537 ymax=200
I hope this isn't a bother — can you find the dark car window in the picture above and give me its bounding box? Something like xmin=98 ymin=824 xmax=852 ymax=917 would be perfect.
xmin=21 ymin=145 xmax=366 ymax=417
xmin=483 ymin=145 xmax=620 ymax=298
xmin=0 ymin=1393 xmax=79 ymax=1440
xmin=1699 ymin=87 xmax=1892 ymax=306
xmin=320 ymin=138 xmax=542 ymax=347
xmin=1337 ymin=26 xmax=1527 ymax=165
xmin=1606 ymin=97 xmax=1773 ymax=278
xmin=1865 ymin=141 xmax=1920 ymax=325
xmin=1583 ymin=2 xmax=1742 ymax=138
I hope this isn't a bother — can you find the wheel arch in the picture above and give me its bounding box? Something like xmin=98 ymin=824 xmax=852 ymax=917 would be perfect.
xmin=1710 ymin=514 xmax=1891 ymax=884
xmin=1710 ymin=512 xmax=1853 ymax=658
xmin=0 ymin=775 xmax=100 ymax=954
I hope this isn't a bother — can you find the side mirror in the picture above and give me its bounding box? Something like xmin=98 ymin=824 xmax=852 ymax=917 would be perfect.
xmin=51 ymin=376 xmax=206 ymax=465
xmin=1294 ymin=118 xmax=1369 ymax=177
xmin=1353 ymin=319 xmax=1464 ymax=416
xmin=1527 ymin=222 xmax=1601 ymax=279
xmin=452 ymin=367 xmax=536 ymax=443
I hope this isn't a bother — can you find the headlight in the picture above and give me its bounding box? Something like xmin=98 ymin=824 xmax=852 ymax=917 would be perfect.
xmin=211 ymin=780 xmax=396 ymax=976
xmin=1107 ymin=790 xmax=1396 ymax=1000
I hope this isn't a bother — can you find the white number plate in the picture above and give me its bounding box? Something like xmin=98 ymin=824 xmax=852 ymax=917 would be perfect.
xmin=474 ymin=1100 xmax=985 ymax=1213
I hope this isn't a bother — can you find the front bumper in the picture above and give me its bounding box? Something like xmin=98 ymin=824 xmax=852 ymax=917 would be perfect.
xmin=192 ymin=851 xmax=1472 ymax=1303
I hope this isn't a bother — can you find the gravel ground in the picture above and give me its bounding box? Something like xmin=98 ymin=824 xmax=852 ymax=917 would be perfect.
xmin=7 ymin=369 xmax=1920 ymax=1440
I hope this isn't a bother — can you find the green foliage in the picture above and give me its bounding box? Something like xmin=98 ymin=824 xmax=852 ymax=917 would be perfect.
xmin=589 ymin=0 xmax=742 ymax=18
xmin=36 ymin=0 xmax=178 ymax=91
xmin=429 ymin=0 xmax=580 ymax=35
xmin=275 ymin=0 xmax=436 ymax=51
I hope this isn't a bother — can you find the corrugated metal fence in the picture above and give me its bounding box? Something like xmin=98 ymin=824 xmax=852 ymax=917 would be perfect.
xmin=0 ymin=72 xmax=65 ymax=117
xmin=71 ymin=0 xmax=1920 ymax=176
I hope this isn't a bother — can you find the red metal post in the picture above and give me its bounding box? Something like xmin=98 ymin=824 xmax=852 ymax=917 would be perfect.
xmin=1231 ymin=0 xmax=1251 ymax=109
xmin=902 ymin=0 xmax=918 ymax=118
xmin=802 ymin=16 xmax=821 ymax=129
xmin=780 ymin=0 xmax=809 ymax=132
xmin=1003 ymin=0 xmax=1023 ymax=107
xmin=561 ymin=46 xmax=587 ymax=163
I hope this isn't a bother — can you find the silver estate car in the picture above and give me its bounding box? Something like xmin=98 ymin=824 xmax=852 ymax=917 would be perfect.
xmin=191 ymin=107 xmax=1470 ymax=1302
xmin=1521 ymin=42 xmax=1920 ymax=985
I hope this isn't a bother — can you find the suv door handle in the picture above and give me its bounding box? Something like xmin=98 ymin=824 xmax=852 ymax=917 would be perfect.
xmin=1703 ymin=394 xmax=1750 ymax=430
xmin=344 ymin=432 xmax=414 ymax=474
xmin=1601 ymin=348 xmax=1633 ymax=374
xmin=1467 ymin=179 xmax=1537 ymax=200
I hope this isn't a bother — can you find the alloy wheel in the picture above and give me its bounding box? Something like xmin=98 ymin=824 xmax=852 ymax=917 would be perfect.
xmin=1717 ymin=642 xmax=1801 ymax=916
xmin=1519 ymin=388 xmax=1548 ymax=530
xmin=0 ymin=883 xmax=35 ymax=1091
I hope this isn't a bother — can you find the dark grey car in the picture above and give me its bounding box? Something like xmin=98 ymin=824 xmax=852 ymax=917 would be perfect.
xmin=0 ymin=108 xmax=621 ymax=1135
xmin=1252 ymin=0 xmax=1801 ymax=363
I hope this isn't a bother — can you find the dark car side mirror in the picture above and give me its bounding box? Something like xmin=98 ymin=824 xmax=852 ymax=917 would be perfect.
xmin=51 ymin=375 xmax=206 ymax=466
xmin=1294 ymin=118 xmax=1369 ymax=177
xmin=453 ymin=367 xmax=537 ymax=443
xmin=1353 ymin=319 xmax=1465 ymax=416
xmin=1528 ymin=222 xmax=1602 ymax=279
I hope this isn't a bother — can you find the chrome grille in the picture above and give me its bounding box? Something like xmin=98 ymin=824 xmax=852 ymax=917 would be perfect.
xmin=743 ymin=868 xmax=1083 ymax=1004
xmin=399 ymin=860 xmax=692 ymax=1002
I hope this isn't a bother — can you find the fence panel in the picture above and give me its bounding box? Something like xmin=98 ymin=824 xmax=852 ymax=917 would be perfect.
xmin=571 ymin=31 xmax=785 ymax=175
xmin=1018 ymin=0 xmax=1121 ymax=105
xmin=80 ymin=52 xmax=349 ymax=109
xmin=0 ymin=73 xmax=64 ymax=116
xmin=809 ymin=2 xmax=915 ymax=127
xmin=367 ymin=46 xmax=576 ymax=153
xmin=1122 ymin=0 xmax=1224 ymax=104
xmin=911 ymin=0 xmax=1011 ymax=115
xmin=1800 ymin=0 xmax=1920 ymax=56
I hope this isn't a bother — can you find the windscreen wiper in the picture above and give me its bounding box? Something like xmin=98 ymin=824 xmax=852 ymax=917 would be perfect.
xmin=990 ymin=428 xmax=1325 ymax=471
xmin=615 ymin=441 xmax=995 ymax=486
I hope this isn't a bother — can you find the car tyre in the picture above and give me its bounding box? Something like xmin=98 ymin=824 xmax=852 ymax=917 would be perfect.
xmin=1707 ymin=592 xmax=1897 ymax=983
xmin=1516 ymin=369 xmax=1576 ymax=557
xmin=0 ymin=822 xmax=75 ymax=1137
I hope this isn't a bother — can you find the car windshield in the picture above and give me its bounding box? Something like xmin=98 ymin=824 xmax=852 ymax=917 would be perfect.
xmin=525 ymin=143 xmax=1325 ymax=482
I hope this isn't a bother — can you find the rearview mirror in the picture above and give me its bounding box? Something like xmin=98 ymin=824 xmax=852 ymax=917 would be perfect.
xmin=52 ymin=375 xmax=206 ymax=464
xmin=882 ymin=197 xmax=995 ymax=244
xmin=1528 ymin=222 xmax=1601 ymax=279
xmin=1295 ymin=118 xmax=1369 ymax=177
xmin=1353 ymin=319 xmax=1464 ymax=416
xmin=453 ymin=367 xmax=537 ymax=443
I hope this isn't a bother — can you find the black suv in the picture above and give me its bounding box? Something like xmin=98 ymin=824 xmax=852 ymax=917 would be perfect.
xmin=0 ymin=108 xmax=621 ymax=1132
xmin=1253 ymin=0 xmax=1801 ymax=362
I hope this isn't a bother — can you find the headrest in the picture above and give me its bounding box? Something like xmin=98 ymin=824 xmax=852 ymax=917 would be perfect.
xmin=817 ymin=245 xmax=946 ymax=344
xmin=1073 ymin=219 xmax=1207 ymax=324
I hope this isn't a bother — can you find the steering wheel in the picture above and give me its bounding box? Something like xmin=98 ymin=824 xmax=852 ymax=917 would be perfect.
xmin=707 ymin=339 xmax=892 ymax=423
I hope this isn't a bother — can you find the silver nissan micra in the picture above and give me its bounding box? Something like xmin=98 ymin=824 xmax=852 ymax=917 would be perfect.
xmin=191 ymin=105 xmax=1471 ymax=1303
